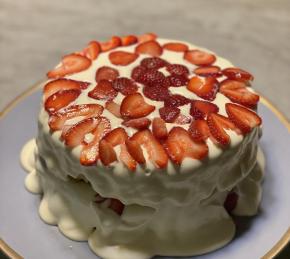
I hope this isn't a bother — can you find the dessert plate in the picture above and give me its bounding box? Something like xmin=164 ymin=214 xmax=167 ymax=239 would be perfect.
xmin=0 ymin=85 xmax=289 ymax=259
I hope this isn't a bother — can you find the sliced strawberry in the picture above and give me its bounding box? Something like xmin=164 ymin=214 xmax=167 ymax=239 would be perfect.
xmin=187 ymin=76 xmax=219 ymax=101
xmin=121 ymin=35 xmax=138 ymax=46
xmin=120 ymin=144 xmax=137 ymax=171
xmin=167 ymin=75 xmax=189 ymax=87
xmin=131 ymin=130 xmax=168 ymax=168
xmin=63 ymin=117 xmax=100 ymax=147
xmin=88 ymin=80 xmax=118 ymax=101
xmin=220 ymin=79 xmax=259 ymax=108
xmin=164 ymin=94 xmax=190 ymax=107
xmin=43 ymin=78 xmax=89 ymax=101
xmin=80 ymin=117 xmax=111 ymax=165
xmin=159 ymin=106 xmax=180 ymax=123
xmin=112 ymin=77 xmax=138 ymax=95
xmin=165 ymin=127 xmax=208 ymax=164
xmin=122 ymin=117 xmax=151 ymax=130
xmin=166 ymin=64 xmax=189 ymax=76
xmin=135 ymin=40 xmax=163 ymax=56
xmin=224 ymin=192 xmax=239 ymax=213
xmin=174 ymin=114 xmax=192 ymax=125
xmin=190 ymin=100 xmax=219 ymax=120
xmin=109 ymin=51 xmax=139 ymax=66
xmin=207 ymin=113 xmax=238 ymax=146
xmin=99 ymin=139 xmax=117 ymax=166
xmin=47 ymin=54 xmax=91 ymax=78
xmin=131 ymin=65 xmax=147 ymax=81
xmin=163 ymin=42 xmax=189 ymax=52
xmin=105 ymin=101 xmax=121 ymax=118
xmin=137 ymin=33 xmax=157 ymax=43
xmin=184 ymin=50 xmax=216 ymax=66
xmin=108 ymin=198 xmax=125 ymax=215
xmin=44 ymin=89 xmax=81 ymax=114
xmin=138 ymin=69 xmax=167 ymax=87
xmin=120 ymin=93 xmax=155 ymax=119
xmin=48 ymin=104 xmax=103 ymax=131
xmin=222 ymin=67 xmax=254 ymax=82
xmin=140 ymin=57 xmax=168 ymax=69
xmin=95 ymin=66 xmax=119 ymax=82
xmin=143 ymin=85 xmax=170 ymax=101
xmin=152 ymin=118 xmax=168 ymax=140
xmin=226 ymin=103 xmax=262 ymax=134
xmin=194 ymin=66 xmax=222 ymax=77
xmin=188 ymin=120 xmax=211 ymax=142
xmin=83 ymin=41 xmax=101 ymax=60
xmin=125 ymin=139 xmax=146 ymax=164
xmin=100 ymin=36 xmax=121 ymax=52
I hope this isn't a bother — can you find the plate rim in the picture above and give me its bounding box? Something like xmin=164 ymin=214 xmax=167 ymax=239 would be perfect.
xmin=0 ymin=83 xmax=289 ymax=259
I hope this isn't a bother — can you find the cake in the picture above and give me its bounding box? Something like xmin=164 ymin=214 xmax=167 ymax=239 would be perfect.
xmin=20 ymin=33 xmax=264 ymax=259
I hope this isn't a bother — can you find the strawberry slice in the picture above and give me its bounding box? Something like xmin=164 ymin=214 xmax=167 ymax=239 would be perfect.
xmin=184 ymin=50 xmax=216 ymax=66
xmin=99 ymin=139 xmax=117 ymax=166
xmin=207 ymin=113 xmax=239 ymax=146
xmin=140 ymin=57 xmax=168 ymax=69
xmin=159 ymin=106 xmax=180 ymax=123
xmin=166 ymin=64 xmax=189 ymax=76
xmin=121 ymin=35 xmax=138 ymax=46
xmin=105 ymin=101 xmax=121 ymax=118
xmin=220 ymin=79 xmax=259 ymax=108
xmin=48 ymin=104 xmax=103 ymax=131
xmin=125 ymin=139 xmax=146 ymax=164
xmin=120 ymin=93 xmax=155 ymax=119
xmin=95 ymin=66 xmax=119 ymax=82
xmin=82 ymin=41 xmax=101 ymax=60
xmin=88 ymin=80 xmax=118 ymax=101
xmin=164 ymin=94 xmax=190 ymax=107
xmin=187 ymin=76 xmax=219 ymax=101
xmin=173 ymin=114 xmax=192 ymax=125
xmin=165 ymin=127 xmax=208 ymax=164
xmin=131 ymin=130 xmax=168 ymax=168
xmin=135 ymin=41 xmax=163 ymax=56
xmin=222 ymin=67 xmax=254 ymax=82
xmin=131 ymin=65 xmax=147 ymax=81
xmin=112 ymin=77 xmax=138 ymax=95
xmin=163 ymin=42 xmax=189 ymax=52
xmin=225 ymin=103 xmax=262 ymax=134
xmin=109 ymin=51 xmax=139 ymax=66
xmin=122 ymin=117 xmax=151 ymax=130
xmin=100 ymin=36 xmax=121 ymax=52
xmin=43 ymin=78 xmax=89 ymax=101
xmin=143 ymin=85 xmax=170 ymax=101
xmin=47 ymin=54 xmax=91 ymax=78
xmin=44 ymin=89 xmax=81 ymax=114
xmin=108 ymin=198 xmax=125 ymax=215
xmin=190 ymin=100 xmax=219 ymax=120
xmin=224 ymin=192 xmax=239 ymax=213
xmin=63 ymin=117 xmax=100 ymax=147
xmin=80 ymin=117 xmax=111 ymax=165
xmin=137 ymin=33 xmax=157 ymax=43
xmin=188 ymin=120 xmax=211 ymax=142
xmin=152 ymin=118 xmax=168 ymax=140
xmin=194 ymin=66 xmax=221 ymax=77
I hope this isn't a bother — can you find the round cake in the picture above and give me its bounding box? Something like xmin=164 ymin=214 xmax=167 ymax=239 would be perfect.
xmin=21 ymin=33 xmax=264 ymax=259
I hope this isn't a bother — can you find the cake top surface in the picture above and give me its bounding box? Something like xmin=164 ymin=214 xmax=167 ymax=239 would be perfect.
xmin=42 ymin=33 xmax=262 ymax=173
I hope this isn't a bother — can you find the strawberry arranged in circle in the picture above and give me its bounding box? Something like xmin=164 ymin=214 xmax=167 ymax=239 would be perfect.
xmin=152 ymin=118 xmax=168 ymax=140
xmin=226 ymin=103 xmax=262 ymax=134
xmin=131 ymin=65 xmax=147 ymax=81
xmin=122 ymin=117 xmax=151 ymax=130
xmin=167 ymin=75 xmax=189 ymax=87
xmin=99 ymin=139 xmax=117 ymax=166
xmin=112 ymin=77 xmax=138 ymax=95
xmin=163 ymin=42 xmax=189 ymax=52
xmin=47 ymin=54 xmax=92 ymax=78
xmin=159 ymin=106 xmax=180 ymax=123
xmin=165 ymin=127 xmax=208 ymax=164
xmin=105 ymin=101 xmax=121 ymax=118
xmin=140 ymin=57 xmax=168 ymax=69
xmin=143 ymin=85 xmax=170 ymax=101
xmin=194 ymin=66 xmax=221 ymax=77
xmin=100 ymin=36 xmax=121 ymax=52
xmin=184 ymin=50 xmax=216 ymax=66
xmin=109 ymin=51 xmax=139 ymax=66
xmin=188 ymin=119 xmax=211 ymax=142
xmin=88 ymin=80 xmax=118 ymax=101
xmin=120 ymin=93 xmax=155 ymax=119
xmin=95 ymin=66 xmax=119 ymax=82
xmin=187 ymin=76 xmax=219 ymax=101
xmin=166 ymin=64 xmax=189 ymax=76
xmin=222 ymin=67 xmax=254 ymax=82
xmin=82 ymin=41 xmax=101 ymax=60
xmin=220 ymin=79 xmax=259 ymax=108
xmin=173 ymin=114 xmax=192 ymax=125
xmin=135 ymin=40 xmax=163 ymax=56
xmin=138 ymin=69 xmax=167 ymax=87
xmin=125 ymin=139 xmax=146 ymax=164
xmin=164 ymin=94 xmax=190 ymax=107
xmin=121 ymin=35 xmax=138 ymax=46
xmin=137 ymin=33 xmax=157 ymax=43
xmin=190 ymin=100 xmax=219 ymax=120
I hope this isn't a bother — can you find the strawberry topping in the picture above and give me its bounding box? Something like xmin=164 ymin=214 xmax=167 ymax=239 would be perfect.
xmin=163 ymin=42 xmax=189 ymax=52
xmin=135 ymin=40 xmax=163 ymax=56
xmin=125 ymin=139 xmax=146 ymax=164
xmin=222 ymin=67 xmax=254 ymax=82
xmin=152 ymin=118 xmax=168 ymax=140
xmin=164 ymin=94 xmax=190 ymax=107
xmin=159 ymin=106 xmax=180 ymax=123
xmin=121 ymin=35 xmax=138 ymax=46
xmin=100 ymin=36 xmax=121 ymax=52
xmin=140 ymin=57 xmax=168 ymax=69
xmin=112 ymin=77 xmax=138 ymax=95
xmin=166 ymin=64 xmax=189 ymax=76
xmin=95 ymin=66 xmax=119 ymax=82
xmin=109 ymin=51 xmax=139 ymax=66
xmin=137 ymin=33 xmax=157 ymax=43
xmin=82 ymin=41 xmax=101 ymax=60
xmin=131 ymin=65 xmax=147 ymax=81
xmin=194 ymin=66 xmax=222 ymax=77
xmin=122 ymin=117 xmax=151 ymax=130
xmin=184 ymin=50 xmax=216 ymax=66
xmin=105 ymin=101 xmax=121 ymax=118
xmin=143 ymin=85 xmax=170 ymax=101
xmin=188 ymin=119 xmax=211 ymax=142
xmin=174 ymin=114 xmax=192 ymax=125
xmin=88 ymin=80 xmax=118 ymax=101
xmin=190 ymin=100 xmax=219 ymax=120
xmin=167 ymin=75 xmax=189 ymax=87
xmin=99 ymin=140 xmax=117 ymax=166
xmin=137 ymin=69 xmax=167 ymax=87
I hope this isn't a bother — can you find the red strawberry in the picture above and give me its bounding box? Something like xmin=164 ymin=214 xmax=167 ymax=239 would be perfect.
xmin=135 ymin=40 xmax=163 ymax=56
xmin=88 ymin=80 xmax=118 ymax=101
xmin=166 ymin=64 xmax=189 ymax=76
xmin=48 ymin=104 xmax=103 ymax=131
xmin=43 ymin=78 xmax=89 ymax=101
xmin=82 ymin=41 xmax=101 ymax=60
xmin=165 ymin=127 xmax=208 ymax=164
xmin=105 ymin=101 xmax=121 ymax=118
xmin=167 ymin=75 xmax=189 ymax=87
xmin=121 ymin=35 xmax=138 ymax=46
xmin=95 ymin=66 xmax=119 ymax=82
xmin=125 ymin=139 xmax=146 ymax=164
xmin=207 ymin=113 xmax=238 ymax=146
xmin=112 ymin=77 xmax=138 ymax=95
xmin=220 ymin=79 xmax=259 ymax=108
xmin=222 ymin=67 xmax=254 ymax=82
xmin=173 ymin=114 xmax=192 ymax=125
xmin=137 ymin=33 xmax=157 ymax=43
xmin=100 ymin=36 xmax=121 ymax=52
xmin=194 ymin=66 xmax=221 ymax=77
xmin=184 ymin=50 xmax=216 ymax=66
xmin=187 ymin=76 xmax=219 ymax=101
xmin=140 ymin=57 xmax=168 ymax=69
xmin=224 ymin=192 xmax=238 ymax=213
xmin=120 ymin=93 xmax=155 ymax=119
xmin=163 ymin=42 xmax=189 ymax=52
xmin=190 ymin=100 xmax=219 ymax=120
xmin=63 ymin=117 xmax=100 ymax=147
xmin=122 ymin=117 xmax=151 ymax=130
xmin=99 ymin=139 xmax=117 ymax=166
xmin=159 ymin=106 xmax=180 ymax=123
xmin=225 ymin=103 xmax=262 ymax=134
xmin=109 ymin=51 xmax=139 ymax=66
xmin=131 ymin=65 xmax=147 ymax=81
xmin=164 ymin=94 xmax=190 ymax=107
xmin=131 ymin=130 xmax=168 ymax=168
xmin=47 ymin=54 xmax=91 ymax=78
xmin=152 ymin=118 xmax=168 ymax=140
xmin=80 ymin=117 xmax=111 ymax=165
xmin=188 ymin=120 xmax=211 ymax=142
xmin=138 ymin=69 xmax=167 ymax=87
xmin=108 ymin=198 xmax=125 ymax=215
xmin=143 ymin=85 xmax=170 ymax=101
xmin=44 ymin=89 xmax=81 ymax=114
